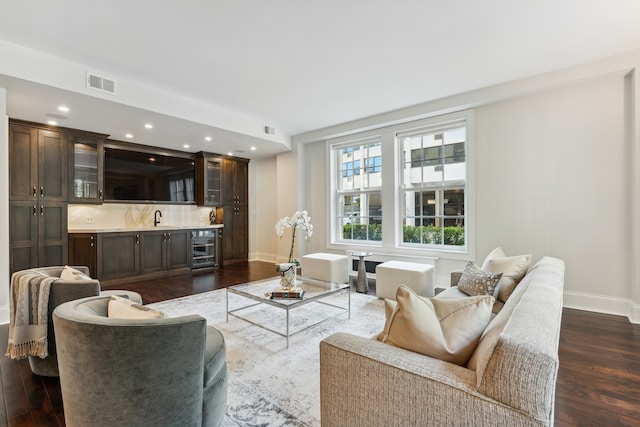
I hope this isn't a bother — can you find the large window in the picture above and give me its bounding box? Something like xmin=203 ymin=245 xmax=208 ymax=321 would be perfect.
xmin=334 ymin=139 xmax=382 ymax=242
xmin=329 ymin=112 xmax=470 ymax=253
xmin=399 ymin=124 xmax=466 ymax=247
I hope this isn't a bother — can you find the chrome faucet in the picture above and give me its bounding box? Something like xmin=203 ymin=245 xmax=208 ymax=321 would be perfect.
xmin=154 ymin=210 xmax=162 ymax=227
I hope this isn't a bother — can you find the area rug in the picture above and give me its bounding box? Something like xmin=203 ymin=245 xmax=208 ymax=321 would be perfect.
xmin=148 ymin=288 xmax=385 ymax=426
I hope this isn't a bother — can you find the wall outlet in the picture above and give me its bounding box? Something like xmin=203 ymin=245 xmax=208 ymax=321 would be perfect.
xmin=85 ymin=216 xmax=95 ymax=224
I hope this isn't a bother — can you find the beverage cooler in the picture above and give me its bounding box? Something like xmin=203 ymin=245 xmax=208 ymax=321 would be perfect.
xmin=191 ymin=228 xmax=220 ymax=269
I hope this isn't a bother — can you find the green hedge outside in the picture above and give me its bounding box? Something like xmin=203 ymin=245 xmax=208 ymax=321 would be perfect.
xmin=342 ymin=224 xmax=464 ymax=246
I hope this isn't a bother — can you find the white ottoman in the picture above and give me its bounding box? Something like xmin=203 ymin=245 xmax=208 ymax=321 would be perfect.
xmin=301 ymin=253 xmax=349 ymax=284
xmin=375 ymin=261 xmax=435 ymax=300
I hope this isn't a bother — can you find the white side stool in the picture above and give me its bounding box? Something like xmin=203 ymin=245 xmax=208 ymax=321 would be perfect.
xmin=375 ymin=261 xmax=435 ymax=300
xmin=301 ymin=253 xmax=349 ymax=284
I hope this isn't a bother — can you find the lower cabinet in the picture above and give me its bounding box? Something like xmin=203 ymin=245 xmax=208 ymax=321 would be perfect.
xmin=96 ymin=232 xmax=140 ymax=281
xmin=221 ymin=205 xmax=248 ymax=263
xmin=140 ymin=230 xmax=190 ymax=274
xmin=10 ymin=201 xmax=68 ymax=273
xmin=69 ymin=229 xmax=192 ymax=283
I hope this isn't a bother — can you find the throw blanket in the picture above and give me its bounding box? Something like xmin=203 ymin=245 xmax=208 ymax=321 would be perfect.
xmin=5 ymin=271 xmax=57 ymax=360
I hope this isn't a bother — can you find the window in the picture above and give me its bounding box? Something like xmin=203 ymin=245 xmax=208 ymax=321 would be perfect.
xmin=329 ymin=111 xmax=471 ymax=254
xmin=334 ymin=140 xmax=382 ymax=242
xmin=399 ymin=123 xmax=466 ymax=247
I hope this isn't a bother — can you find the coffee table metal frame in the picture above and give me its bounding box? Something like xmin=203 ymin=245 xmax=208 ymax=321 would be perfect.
xmin=226 ymin=276 xmax=350 ymax=348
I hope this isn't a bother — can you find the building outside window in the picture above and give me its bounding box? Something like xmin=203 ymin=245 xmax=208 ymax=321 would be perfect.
xmin=399 ymin=123 xmax=466 ymax=247
xmin=335 ymin=139 xmax=382 ymax=241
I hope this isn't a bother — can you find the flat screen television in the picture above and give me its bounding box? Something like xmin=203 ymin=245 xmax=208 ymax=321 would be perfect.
xmin=104 ymin=147 xmax=195 ymax=202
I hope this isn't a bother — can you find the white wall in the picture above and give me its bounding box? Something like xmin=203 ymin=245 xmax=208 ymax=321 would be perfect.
xmin=249 ymin=156 xmax=278 ymax=261
xmin=267 ymin=49 xmax=640 ymax=323
xmin=0 ymin=89 xmax=9 ymax=323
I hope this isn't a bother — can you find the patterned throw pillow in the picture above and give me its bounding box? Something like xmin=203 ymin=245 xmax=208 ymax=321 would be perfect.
xmin=457 ymin=261 xmax=502 ymax=296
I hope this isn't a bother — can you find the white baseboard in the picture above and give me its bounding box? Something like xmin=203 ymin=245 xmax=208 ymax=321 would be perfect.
xmin=563 ymin=290 xmax=640 ymax=324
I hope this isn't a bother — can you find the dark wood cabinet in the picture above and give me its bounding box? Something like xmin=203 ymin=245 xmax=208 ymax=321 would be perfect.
xmin=140 ymin=230 xmax=190 ymax=274
xmin=68 ymin=133 xmax=106 ymax=203
xmin=221 ymin=158 xmax=249 ymax=263
xmin=96 ymin=232 xmax=140 ymax=281
xmin=10 ymin=201 xmax=68 ymax=273
xmin=68 ymin=233 xmax=98 ymax=277
xmin=222 ymin=158 xmax=248 ymax=205
xmin=9 ymin=122 xmax=68 ymax=273
xmin=196 ymin=153 xmax=222 ymax=206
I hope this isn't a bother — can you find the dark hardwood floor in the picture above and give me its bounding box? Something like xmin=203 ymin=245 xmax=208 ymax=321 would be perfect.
xmin=2 ymin=261 xmax=639 ymax=426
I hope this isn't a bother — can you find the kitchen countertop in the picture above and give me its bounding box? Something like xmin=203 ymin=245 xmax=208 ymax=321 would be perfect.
xmin=68 ymin=224 xmax=224 ymax=233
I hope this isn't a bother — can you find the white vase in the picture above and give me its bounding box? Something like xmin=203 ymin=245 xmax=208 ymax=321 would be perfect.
xmin=279 ymin=263 xmax=297 ymax=289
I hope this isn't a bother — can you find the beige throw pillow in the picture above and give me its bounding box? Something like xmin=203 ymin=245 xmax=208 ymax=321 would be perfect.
xmin=107 ymin=295 xmax=166 ymax=319
xmin=481 ymin=247 xmax=531 ymax=303
xmin=457 ymin=261 xmax=502 ymax=297
xmin=60 ymin=265 xmax=92 ymax=281
xmin=379 ymin=286 xmax=494 ymax=365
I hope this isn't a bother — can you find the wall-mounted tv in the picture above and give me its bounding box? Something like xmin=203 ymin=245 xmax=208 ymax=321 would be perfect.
xmin=104 ymin=147 xmax=195 ymax=202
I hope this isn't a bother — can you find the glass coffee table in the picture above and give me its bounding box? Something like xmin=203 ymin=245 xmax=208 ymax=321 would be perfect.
xmin=226 ymin=276 xmax=350 ymax=348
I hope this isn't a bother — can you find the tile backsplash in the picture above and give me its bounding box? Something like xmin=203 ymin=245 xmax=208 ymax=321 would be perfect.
xmin=68 ymin=204 xmax=218 ymax=229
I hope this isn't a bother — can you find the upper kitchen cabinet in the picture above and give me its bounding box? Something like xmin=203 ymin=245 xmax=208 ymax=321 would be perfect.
xmin=68 ymin=132 xmax=107 ymax=203
xmin=222 ymin=158 xmax=249 ymax=205
xmin=9 ymin=122 xmax=68 ymax=202
xmin=196 ymin=152 xmax=223 ymax=206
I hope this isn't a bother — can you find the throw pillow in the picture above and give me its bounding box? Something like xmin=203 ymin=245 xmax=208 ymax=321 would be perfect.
xmin=481 ymin=247 xmax=532 ymax=302
xmin=107 ymin=295 xmax=166 ymax=319
xmin=380 ymin=285 xmax=494 ymax=365
xmin=60 ymin=265 xmax=91 ymax=281
xmin=457 ymin=261 xmax=502 ymax=297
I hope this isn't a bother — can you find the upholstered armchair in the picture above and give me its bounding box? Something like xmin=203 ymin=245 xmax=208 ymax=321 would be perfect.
xmin=53 ymin=295 xmax=228 ymax=427
xmin=22 ymin=266 xmax=101 ymax=377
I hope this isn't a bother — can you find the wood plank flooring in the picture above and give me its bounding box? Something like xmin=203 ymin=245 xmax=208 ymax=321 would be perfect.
xmin=2 ymin=260 xmax=639 ymax=426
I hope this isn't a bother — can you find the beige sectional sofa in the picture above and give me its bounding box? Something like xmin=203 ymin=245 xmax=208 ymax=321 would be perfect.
xmin=320 ymin=256 xmax=564 ymax=427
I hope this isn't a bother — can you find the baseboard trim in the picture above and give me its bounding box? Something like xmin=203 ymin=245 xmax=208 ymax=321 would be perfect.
xmin=563 ymin=290 xmax=640 ymax=324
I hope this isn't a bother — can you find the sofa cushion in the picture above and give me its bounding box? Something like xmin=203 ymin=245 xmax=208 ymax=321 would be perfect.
xmin=379 ymin=285 xmax=494 ymax=365
xmin=107 ymin=295 xmax=166 ymax=319
xmin=60 ymin=265 xmax=92 ymax=281
xmin=457 ymin=262 xmax=502 ymax=297
xmin=481 ymin=247 xmax=531 ymax=303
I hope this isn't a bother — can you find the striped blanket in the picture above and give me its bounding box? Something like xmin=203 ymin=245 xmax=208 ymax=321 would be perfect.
xmin=5 ymin=270 xmax=57 ymax=360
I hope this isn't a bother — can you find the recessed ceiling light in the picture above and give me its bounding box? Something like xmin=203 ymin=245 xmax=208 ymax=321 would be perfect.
xmin=227 ymin=152 xmax=233 ymax=156
xmin=125 ymin=133 xmax=134 ymax=138
xmin=57 ymin=105 xmax=69 ymax=113
xmin=144 ymin=123 xmax=153 ymax=129
xmin=183 ymin=144 xmax=190 ymax=149
xmin=205 ymin=136 xmax=212 ymax=142
xmin=250 ymin=146 xmax=257 ymax=151
xmin=47 ymin=120 xmax=58 ymax=126
xmin=149 ymin=157 xmax=156 ymax=162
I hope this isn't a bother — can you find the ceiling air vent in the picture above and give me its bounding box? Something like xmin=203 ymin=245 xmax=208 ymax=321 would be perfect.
xmin=264 ymin=125 xmax=276 ymax=136
xmin=86 ymin=71 xmax=117 ymax=95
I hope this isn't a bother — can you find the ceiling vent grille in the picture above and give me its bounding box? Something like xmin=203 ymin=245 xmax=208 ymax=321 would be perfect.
xmin=86 ymin=71 xmax=117 ymax=95
xmin=264 ymin=125 xmax=276 ymax=136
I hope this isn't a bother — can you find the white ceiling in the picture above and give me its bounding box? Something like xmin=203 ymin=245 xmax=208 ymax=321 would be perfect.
xmin=1 ymin=1 xmax=640 ymax=158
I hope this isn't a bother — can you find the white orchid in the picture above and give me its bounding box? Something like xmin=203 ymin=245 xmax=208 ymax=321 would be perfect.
xmin=275 ymin=210 xmax=313 ymax=264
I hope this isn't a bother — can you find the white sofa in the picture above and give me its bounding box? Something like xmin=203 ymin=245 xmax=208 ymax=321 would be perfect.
xmin=320 ymin=256 xmax=565 ymax=426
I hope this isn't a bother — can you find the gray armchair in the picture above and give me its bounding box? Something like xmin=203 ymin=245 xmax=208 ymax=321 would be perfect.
xmin=53 ymin=295 xmax=228 ymax=427
xmin=23 ymin=266 xmax=101 ymax=377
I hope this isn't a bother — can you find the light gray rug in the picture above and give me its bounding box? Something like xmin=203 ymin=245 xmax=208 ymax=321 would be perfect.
xmin=148 ymin=288 xmax=385 ymax=426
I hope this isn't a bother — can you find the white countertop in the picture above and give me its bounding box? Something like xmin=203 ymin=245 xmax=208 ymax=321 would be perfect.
xmin=69 ymin=224 xmax=224 ymax=233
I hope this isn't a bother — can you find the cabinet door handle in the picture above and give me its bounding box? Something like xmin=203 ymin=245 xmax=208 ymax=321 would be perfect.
xmin=33 ymin=205 xmax=37 ymax=215
xmin=40 ymin=205 xmax=44 ymax=216
xmin=33 ymin=187 xmax=37 ymax=197
xmin=40 ymin=187 xmax=44 ymax=197
xmin=136 ymin=234 xmax=139 ymax=244
xmin=99 ymin=190 xmax=103 ymax=200
xmin=167 ymin=233 xmax=171 ymax=242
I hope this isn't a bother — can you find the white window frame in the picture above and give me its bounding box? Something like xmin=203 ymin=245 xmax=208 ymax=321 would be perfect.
xmin=326 ymin=110 xmax=475 ymax=260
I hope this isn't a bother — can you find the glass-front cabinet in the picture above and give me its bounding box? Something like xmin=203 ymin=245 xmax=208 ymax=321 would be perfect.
xmin=196 ymin=152 xmax=222 ymax=206
xmin=69 ymin=134 xmax=105 ymax=203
